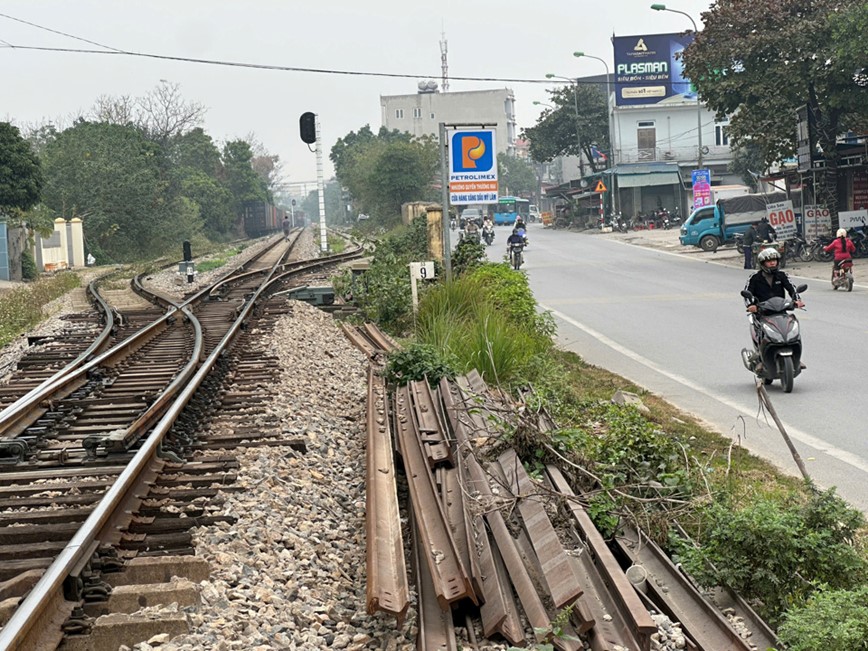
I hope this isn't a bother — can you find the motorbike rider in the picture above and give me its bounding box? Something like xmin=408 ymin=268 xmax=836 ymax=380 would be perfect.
xmin=755 ymin=217 xmax=776 ymax=243
xmin=744 ymin=248 xmax=805 ymax=370
xmin=823 ymin=227 xmax=855 ymax=276
xmin=744 ymin=249 xmax=804 ymax=311
xmin=506 ymin=227 xmax=525 ymax=252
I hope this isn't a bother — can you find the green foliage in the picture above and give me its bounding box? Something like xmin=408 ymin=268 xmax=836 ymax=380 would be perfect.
xmin=675 ymin=489 xmax=867 ymax=624
xmin=466 ymin=264 xmax=556 ymax=340
xmin=777 ymin=584 xmax=868 ymax=651
xmin=414 ymin=263 xmax=553 ymax=387
xmin=330 ymin=125 xmax=438 ymax=224
xmin=498 ymin=154 xmax=539 ymax=198
xmin=383 ymin=342 xmax=456 ymax=387
xmin=585 ymin=403 xmax=693 ymax=494
xmin=683 ymin=0 xmax=867 ymax=168
xmin=40 ymin=121 xmax=194 ymax=262
xmin=332 ymin=216 xmax=431 ymax=334
xmin=20 ymin=250 xmax=37 ymax=281
xmin=301 ymin=179 xmax=344 ymax=226
xmin=223 ymin=139 xmax=270 ymax=207
xmin=451 ymin=238 xmax=486 ymax=277
xmin=728 ymin=143 xmax=765 ymax=192
xmin=521 ymin=85 xmax=609 ymax=169
xmin=0 ymin=122 xmax=44 ymax=216
xmin=0 ymin=272 xmax=81 ymax=347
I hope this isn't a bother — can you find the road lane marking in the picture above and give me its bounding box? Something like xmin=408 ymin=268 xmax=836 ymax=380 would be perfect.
xmin=544 ymin=305 xmax=868 ymax=475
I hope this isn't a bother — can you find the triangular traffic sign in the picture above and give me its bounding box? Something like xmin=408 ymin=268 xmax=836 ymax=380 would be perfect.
xmin=594 ymin=179 xmax=607 ymax=193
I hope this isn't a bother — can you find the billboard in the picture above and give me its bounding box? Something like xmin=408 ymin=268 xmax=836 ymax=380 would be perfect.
xmin=448 ymin=129 xmax=499 ymax=205
xmin=613 ymin=33 xmax=696 ymax=106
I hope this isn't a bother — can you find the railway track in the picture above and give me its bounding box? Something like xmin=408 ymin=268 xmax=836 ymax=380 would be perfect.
xmin=0 ymin=230 xmax=363 ymax=650
xmin=347 ymin=326 xmax=778 ymax=651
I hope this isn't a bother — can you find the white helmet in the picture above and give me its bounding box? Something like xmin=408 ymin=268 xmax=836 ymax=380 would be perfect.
xmin=837 ymin=228 xmax=847 ymax=238
xmin=757 ymin=248 xmax=780 ymax=270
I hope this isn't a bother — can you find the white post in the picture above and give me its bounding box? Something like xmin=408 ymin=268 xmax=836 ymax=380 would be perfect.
xmin=315 ymin=115 xmax=328 ymax=253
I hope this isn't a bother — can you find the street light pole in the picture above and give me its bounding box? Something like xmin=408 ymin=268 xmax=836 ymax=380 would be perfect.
xmin=573 ymin=51 xmax=614 ymax=167
xmin=651 ymin=3 xmax=704 ymax=169
xmin=546 ymin=73 xmax=584 ymax=177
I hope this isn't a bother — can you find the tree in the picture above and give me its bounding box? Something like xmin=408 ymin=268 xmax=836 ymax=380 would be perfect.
xmin=728 ymin=142 xmax=766 ymax=191
xmin=330 ymin=126 xmax=438 ymax=224
xmin=521 ymin=85 xmax=609 ymax=172
xmin=302 ymin=179 xmax=343 ymax=225
xmin=498 ymin=155 xmax=538 ymax=198
xmin=682 ymin=0 xmax=868 ymax=226
xmin=169 ymin=128 xmax=236 ymax=239
xmin=40 ymin=120 xmax=201 ymax=261
xmin=89 ymin=82 xmax=206 ymax=146
xmin=0 ymin=122 xmax=44 ymax=217
xmin=222 ymin=139 xmax=270 ymax=209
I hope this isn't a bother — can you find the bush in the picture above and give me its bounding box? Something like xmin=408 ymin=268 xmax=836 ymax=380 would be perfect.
xmin=21 ymin=250 xmax=37 ymax=281
xmin=777 ymin=585 xmax=868 ymax=651
xmin=415 ymin=268 xmax=552 ymax=387
xmin=451 ymin=238 xmax=485 ymax=277
xmin=675 ymin=488 xmax=867 ymax=624
xmin=383 ymin=342 xmax=456 ymax=387
xmin=331 ymin=217 xmax=432 ymax=334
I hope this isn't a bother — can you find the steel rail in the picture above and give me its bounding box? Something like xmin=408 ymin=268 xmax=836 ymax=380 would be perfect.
xmin=393 ymin=385 xmax=476 ymax=609
xmin=0 ymin=278 xmax=115 ymax=441
xmin=613 ymin=525 xmax=755 ymax=651
xmin=0 ymin=310 xmax=178 ymax=442
xmin=0 ymin=238 xmax=305 ymax=650
xmin=0 ymin=235 xmax=297 ymax=444
xmin=81 ymin=306 xmax=204 ymax=456
xmin=546 ymin=465 xmax=657 ymax=651
xmin=364 ymin=368 xmax=409 ymax=623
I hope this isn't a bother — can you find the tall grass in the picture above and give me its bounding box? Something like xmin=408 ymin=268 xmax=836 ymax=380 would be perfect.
xmin=416 ymin=271 xmax=550 ymax=387
xmin=0 ymin=272 xmax=82 ymax=347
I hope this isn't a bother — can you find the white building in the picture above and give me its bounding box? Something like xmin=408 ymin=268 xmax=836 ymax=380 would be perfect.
xmin=380 ymin=84 xmax=516 ymax=156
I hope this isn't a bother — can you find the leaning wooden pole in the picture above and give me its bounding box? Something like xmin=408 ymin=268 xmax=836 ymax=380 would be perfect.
xmin=756 ymin=381 xmax=812 ymax=482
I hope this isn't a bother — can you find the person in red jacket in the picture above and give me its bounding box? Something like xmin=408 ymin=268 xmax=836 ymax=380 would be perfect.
xmin=823 ymin=228 xmax=856 ymax=278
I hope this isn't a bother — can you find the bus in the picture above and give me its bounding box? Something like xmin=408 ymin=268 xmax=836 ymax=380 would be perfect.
xmin=491 ymin=196 xmax=530 ymax=226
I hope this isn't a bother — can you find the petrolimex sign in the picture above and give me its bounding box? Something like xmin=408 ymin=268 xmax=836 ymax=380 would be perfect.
xmin=613 ymin=33 xmax=695 ymax=106
xmin=449 ymin=129 xmax=498 ymax=205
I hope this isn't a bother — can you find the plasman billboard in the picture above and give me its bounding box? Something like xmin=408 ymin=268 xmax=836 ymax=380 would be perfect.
xmin=613 ymin=33 xmax=695 ymax=106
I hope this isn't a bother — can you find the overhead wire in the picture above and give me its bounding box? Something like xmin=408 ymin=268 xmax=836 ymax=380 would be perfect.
xmin=0 ymin=12 xmax=597 ymax=85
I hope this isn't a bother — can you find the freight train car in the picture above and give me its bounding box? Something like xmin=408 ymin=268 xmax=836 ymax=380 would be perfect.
xmin=240 ymin=201 xmax=288 ymax=238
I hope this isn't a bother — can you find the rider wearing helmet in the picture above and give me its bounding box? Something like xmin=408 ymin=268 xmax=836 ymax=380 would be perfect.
xmin=823 ymin=227 xmax=855 ymax=274
xmin=744 ymin=248 xmax=804 ymax=313
xmin=506 ymin=227 xmax=525 ymax=250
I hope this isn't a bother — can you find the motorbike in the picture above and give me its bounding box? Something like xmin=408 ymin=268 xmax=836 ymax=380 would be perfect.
xmin=482 ymin=223 xmax=495 ymax=246
xmin=740 ymin=284 xmax=808 ymax=393
xmin=831 ymin=258 xmax=854 ymax=291
xmin=660 ymin=209 xmax=672 ymax=230
xmin=450 ymin=218 xmax=457 ymax=232
xmin=508 ymin=241 xmax=525 ymax=270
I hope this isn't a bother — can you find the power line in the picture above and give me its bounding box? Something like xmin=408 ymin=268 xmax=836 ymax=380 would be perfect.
xmin=0 ymin=11 xmax=122 ymax=52
xmin=0 ymin=43 xmax=563 ymax=85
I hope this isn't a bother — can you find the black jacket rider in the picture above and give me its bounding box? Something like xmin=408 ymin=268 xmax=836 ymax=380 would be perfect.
xmin=743 ymin=268 xmax=800 ymax=307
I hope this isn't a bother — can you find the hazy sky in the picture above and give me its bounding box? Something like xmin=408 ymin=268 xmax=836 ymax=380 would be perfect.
xmin=1 ymin=0 xmax=712 ymax=196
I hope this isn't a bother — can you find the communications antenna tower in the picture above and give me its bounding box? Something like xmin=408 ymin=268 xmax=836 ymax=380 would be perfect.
xmin=440 ymin=31 xmax=449 ymax=91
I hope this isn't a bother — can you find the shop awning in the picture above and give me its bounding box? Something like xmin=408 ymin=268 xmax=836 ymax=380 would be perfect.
xmin=615 ymin=162 xmax=682 ymax=188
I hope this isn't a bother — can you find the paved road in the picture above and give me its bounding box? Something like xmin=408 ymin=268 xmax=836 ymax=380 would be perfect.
xmin=494 ymin=223 xmax=867 ymax=512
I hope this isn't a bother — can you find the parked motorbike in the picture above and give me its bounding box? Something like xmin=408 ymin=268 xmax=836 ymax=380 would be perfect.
xmin=831 ymin=259 xmax=854 ymax=291
xmin=740 ymin=284 xmax=808 ymax=393
xmin=612 ymin=212 xmax=628 ymax=233
xmin=482 ymin=224 xmax=495 ymax=246
xmin=508 ymin=242 xmax=525 ymax=270
xmin=660 ymin=208 xmax=672 ymax=230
